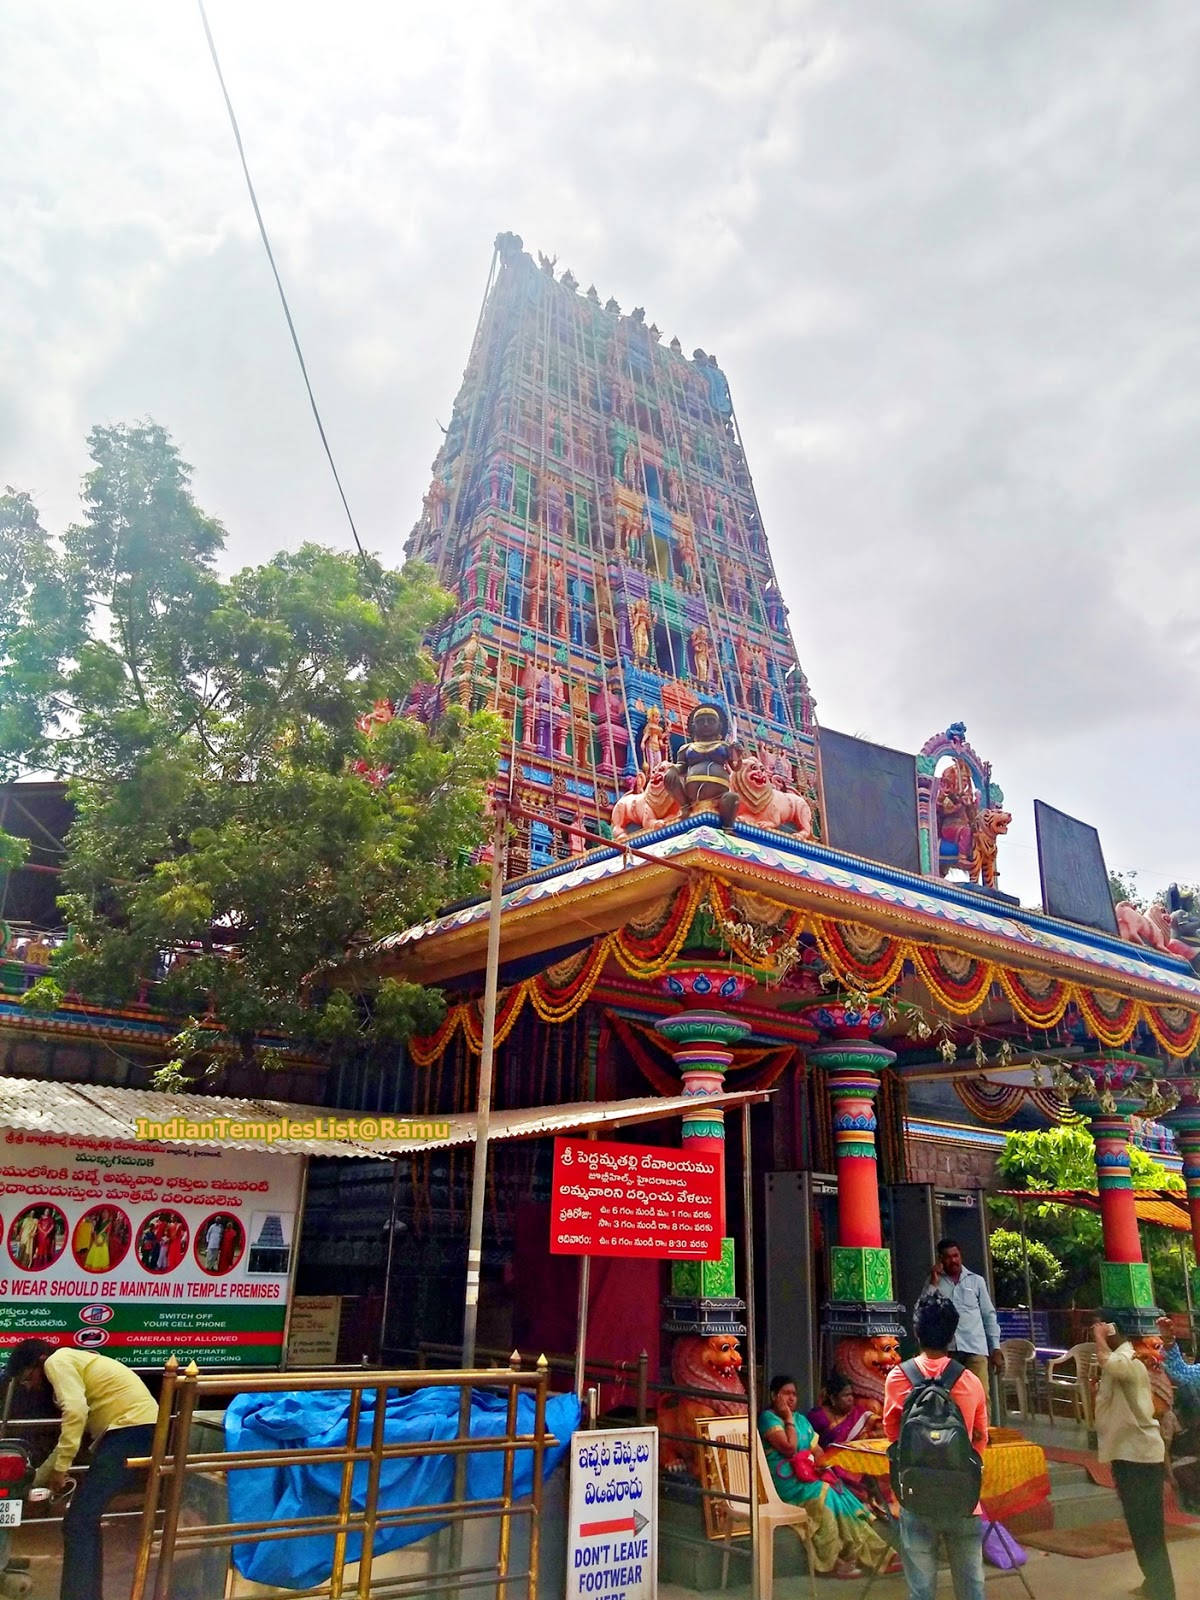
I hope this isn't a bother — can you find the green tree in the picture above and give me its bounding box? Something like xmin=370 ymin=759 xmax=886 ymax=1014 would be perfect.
xmin=991 ymin=1126 xmax=1189 ymax=1310
xmin=996 ymin=1125 xmax=1184 ymax=1194
xmin=0 ymin=423 xmax=499 ymax=1079
xmin=1108 ymin=868 xmax=1143 ymax=908
xmin=988 ymin=1229 xmax=1064 ymax=1304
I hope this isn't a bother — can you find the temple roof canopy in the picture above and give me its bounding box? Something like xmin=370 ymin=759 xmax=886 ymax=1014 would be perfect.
xmin=341 ymin=818 xmax=1200 ymax=1024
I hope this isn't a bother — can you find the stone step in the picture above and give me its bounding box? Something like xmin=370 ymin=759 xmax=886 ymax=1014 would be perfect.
xmin=1046 ymin=1479 xmax=1123 ymax=1531
xmin=1046 ymin=1460 xmax=1094 ymax=1488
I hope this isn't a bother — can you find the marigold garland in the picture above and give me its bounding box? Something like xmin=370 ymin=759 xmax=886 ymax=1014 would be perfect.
xmin=813 ymin=920 xmax=908 ymax=995
xmin=406 ymin=869 xmax=1200 ymax=1062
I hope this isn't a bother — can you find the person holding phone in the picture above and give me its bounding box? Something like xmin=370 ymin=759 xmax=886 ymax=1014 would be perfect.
xmin=922 ymin=1239 xmax=1004 ymax=1413
xmin=1094 ymin=1317 xmax=1176 ymax=1600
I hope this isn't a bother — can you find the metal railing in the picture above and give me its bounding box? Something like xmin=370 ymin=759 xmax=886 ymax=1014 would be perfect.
xmin=128 ymin=1356 xmax=556 ymax=1600
xmin=417 ymin=1342 xmax=651 ymax=1424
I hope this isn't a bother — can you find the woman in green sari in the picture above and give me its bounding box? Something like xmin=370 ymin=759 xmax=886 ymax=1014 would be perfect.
xmin=759 ymin=1375 xmax=898 ymax=1579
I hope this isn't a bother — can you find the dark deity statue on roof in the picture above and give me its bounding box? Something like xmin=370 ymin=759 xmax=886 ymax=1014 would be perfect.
xmin=663 ymin=704 xmax=742 ymax=828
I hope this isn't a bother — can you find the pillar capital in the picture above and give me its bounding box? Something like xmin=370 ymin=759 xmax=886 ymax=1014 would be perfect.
xmin=797 ymin=998 xmax=889 ymax=1042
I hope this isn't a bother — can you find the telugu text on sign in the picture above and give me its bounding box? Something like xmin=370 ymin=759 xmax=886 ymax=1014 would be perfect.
xmin=550 ymin=1138 xmax=721 ymax=1260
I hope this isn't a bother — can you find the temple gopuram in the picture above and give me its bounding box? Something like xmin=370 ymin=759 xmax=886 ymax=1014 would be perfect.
xmin=334 ymin=235 xmax=1200 ymax=1429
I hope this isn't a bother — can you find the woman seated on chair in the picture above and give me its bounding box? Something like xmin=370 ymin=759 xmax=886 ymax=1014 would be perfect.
xmin=759 ymin=1374 xmax=899 ymax=1580
xmin=807 ymin=1371 xmax=894 ymax=1513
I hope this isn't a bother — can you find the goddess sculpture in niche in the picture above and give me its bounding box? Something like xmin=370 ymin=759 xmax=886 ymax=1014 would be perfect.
xmin=934 ymin=758 xmax=979 ymax=876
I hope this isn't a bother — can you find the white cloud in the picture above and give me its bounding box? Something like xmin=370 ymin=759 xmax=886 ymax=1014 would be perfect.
xmin=3 ymin=0 xmax=1200 ymax=895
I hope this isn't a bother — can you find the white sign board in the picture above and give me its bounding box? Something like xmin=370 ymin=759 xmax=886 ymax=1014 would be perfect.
xmin=0 ymin=1129 xmax=303 ymax=1367
xmin=287 ymin=1295 xmax=342 ymax=1366
xmin=566 ymin=1426 xmax=657 ymax=1600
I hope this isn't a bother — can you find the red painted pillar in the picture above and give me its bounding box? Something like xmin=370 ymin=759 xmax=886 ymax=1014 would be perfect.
xmin=798 ymin=1001 xmax=902 ymax=1328
xmin=827 ymin=1062 xmax=885 ymax=1248
xmin=1090 ymin=1113 xmax=1144 ymax=1262
xmin=1067 ymin=1057 xmax=1160 ymax=1323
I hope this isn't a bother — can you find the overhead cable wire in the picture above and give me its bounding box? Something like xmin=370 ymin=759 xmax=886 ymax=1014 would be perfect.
xmin=194 ymin=0 xmax=384 ymax=606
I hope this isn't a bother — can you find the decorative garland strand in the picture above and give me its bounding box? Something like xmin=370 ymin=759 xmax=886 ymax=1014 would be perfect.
xmin=407 ymin=873 xmax=1200 ymax=1063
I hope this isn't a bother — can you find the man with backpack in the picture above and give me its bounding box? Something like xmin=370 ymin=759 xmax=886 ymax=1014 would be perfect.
xmin=884 ymin=1291 xmax=989 ymax=1600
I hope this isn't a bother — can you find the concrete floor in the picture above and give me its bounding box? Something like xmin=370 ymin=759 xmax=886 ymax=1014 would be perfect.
xmin=660 ymin=1543 xmax=1188 ymax=1600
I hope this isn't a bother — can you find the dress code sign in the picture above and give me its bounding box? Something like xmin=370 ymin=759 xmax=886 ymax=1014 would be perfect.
xmin=549 ymin=1138 xmax=721 ymax=1260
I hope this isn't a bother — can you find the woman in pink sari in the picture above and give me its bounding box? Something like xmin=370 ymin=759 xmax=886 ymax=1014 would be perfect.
xmin=807 ymin=1372 xmax=891 ymax=1511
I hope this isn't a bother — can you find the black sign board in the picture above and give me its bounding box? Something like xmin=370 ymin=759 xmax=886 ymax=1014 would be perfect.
xmin=1034 ymin=800 xmax=1118 ymax=934
xmin=817 ymin=728 xmax=921 ymax=874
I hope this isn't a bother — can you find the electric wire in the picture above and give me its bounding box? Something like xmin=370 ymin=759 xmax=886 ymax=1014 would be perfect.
xmin=194 ymin=0 xmax=383 ymax=608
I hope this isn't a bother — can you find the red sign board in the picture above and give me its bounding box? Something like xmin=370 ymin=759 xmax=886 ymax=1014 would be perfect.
xmin=549 ymin=1137 xmax=722 ymax=1260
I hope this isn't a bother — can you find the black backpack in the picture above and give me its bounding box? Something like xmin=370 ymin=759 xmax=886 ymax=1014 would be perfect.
xmin=888 ymin=1358 xmax=982 ymax=1527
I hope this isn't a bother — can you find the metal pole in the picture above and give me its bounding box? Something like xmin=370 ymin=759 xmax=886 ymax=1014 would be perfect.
xmin=741 ymin=1102 xmax=760 ymax=1600
xmin=378 ymin=1158 xmax=402 ymax=1364
xmin=279 ymin=1157 xmax=309 ymax=1367
xmin=574 ymin=1131 xmax=597 ymax=1402
xmin=1181 ymin=1237 xmax=1195 ymax=1328
xmin=461 ymin=802 xmax=508 ymax=1369
xmin=450 ymin=804 xmax=507 ymax=1584
xmin=1017 ymin=1197 xmax=1034 ymax=1341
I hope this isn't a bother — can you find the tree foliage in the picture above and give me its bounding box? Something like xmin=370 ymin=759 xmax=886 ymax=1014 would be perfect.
xmin=996 ymin=1124 xmax=1184 ymax=1193
xmin=988 ymin=1229 xmax=1065 ymax=1304
xmin=991 ymin=1126 xmax=1189 ymax=1310
xmin=0 ymin=423 xmax=499 ymax=1075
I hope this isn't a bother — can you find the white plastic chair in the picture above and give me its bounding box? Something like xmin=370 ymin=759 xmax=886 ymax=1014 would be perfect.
xmin=1046 ymin=1342 xmax=1098 ymax=1427
xmin=998 ymin=1337 xmax=1035 ymax=1417
xmin=697 ymin=1414 xmax=819 ymax=1598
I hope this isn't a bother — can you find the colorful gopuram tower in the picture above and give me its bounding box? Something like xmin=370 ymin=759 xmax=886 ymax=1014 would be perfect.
xmin=404 ymin=232 xmax=817 ymax=875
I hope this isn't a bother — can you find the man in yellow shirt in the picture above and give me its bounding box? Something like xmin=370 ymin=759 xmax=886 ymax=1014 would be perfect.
xmin=5 ymin=1340 xmax=159 ymax=1600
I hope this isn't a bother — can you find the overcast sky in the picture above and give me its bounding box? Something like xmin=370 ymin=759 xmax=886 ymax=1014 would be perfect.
xmin=4 ymin=1 xmax=1199 ymax=907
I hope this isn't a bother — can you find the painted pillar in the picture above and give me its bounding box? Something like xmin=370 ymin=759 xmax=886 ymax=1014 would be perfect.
xmin=1164 ymin=1077 xmax=1200 ymax=1304
xmin=1070 ymin=1056 xmax=1161 ymax=1335
xmin=656 ymin=967 xmax=752 ymax=1334
xmin=800 ymin=1001 xmax=905 ymax=1339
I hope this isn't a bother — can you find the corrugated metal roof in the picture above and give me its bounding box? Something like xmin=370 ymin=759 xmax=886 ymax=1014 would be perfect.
xmin=0 ymin=1078 xmax=767 ymax=1159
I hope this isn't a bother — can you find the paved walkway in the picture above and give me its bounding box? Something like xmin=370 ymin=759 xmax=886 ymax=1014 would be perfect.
xmin=661 ymin=1542 xmax=1169 ymax=1599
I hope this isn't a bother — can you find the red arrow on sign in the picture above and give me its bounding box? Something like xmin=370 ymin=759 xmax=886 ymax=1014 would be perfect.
xmin=579 ymin=1510 xmax=649 ymax=1538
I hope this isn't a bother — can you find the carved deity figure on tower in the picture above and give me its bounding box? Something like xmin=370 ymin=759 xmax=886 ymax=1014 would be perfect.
xmin=663 ymin=704 xmax=742 ymax=826
xmin=690 ymin=626 xmax=714 ymax=685
xmin=675 ymin=525 xmax=698 ymax=588
xmin=591 ymin=677 xmax=630 ymax=774
xmin=639 ymin=705 xmax=667 ymax=773
xmin=630 ymin=599 xmax=654 ymax=664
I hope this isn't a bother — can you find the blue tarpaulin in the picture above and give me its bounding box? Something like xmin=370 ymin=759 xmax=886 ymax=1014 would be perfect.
xmin=224 ymin=1384 xmax=579 ymax=1589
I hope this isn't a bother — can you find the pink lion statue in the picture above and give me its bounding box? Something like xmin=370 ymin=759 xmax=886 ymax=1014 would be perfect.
xmin=610 ymin=767 xmax=682 ymax=841
xmin=731 ymin=756 xmax=815 ymax=837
